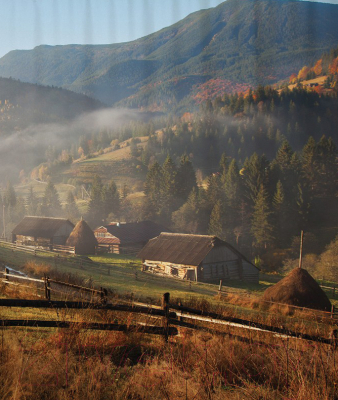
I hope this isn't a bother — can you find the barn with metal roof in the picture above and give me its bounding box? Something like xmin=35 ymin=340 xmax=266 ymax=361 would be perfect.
xmin=138 ymin=233 xmax=259 ymax=283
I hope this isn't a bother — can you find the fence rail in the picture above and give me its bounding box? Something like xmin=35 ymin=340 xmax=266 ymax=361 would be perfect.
xmin=0 ymin=292 xmax=336 ymax=346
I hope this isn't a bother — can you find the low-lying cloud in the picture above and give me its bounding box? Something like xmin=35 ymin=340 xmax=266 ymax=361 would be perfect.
xmin=0 ymin=107 xmax=144 ymax=183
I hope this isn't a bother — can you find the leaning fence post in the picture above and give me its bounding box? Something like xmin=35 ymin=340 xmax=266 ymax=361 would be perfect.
xmin=5 ymin=267 xmax=9 ymax=281
xmin=162 ymin=292 xmax=170 ymax=342
xmin=218 ymin=279 xmax=223 ymax=294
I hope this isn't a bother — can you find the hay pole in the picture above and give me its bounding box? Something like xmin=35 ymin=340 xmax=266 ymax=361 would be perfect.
xmin=298 ymin=230 xmax=304 ymax=269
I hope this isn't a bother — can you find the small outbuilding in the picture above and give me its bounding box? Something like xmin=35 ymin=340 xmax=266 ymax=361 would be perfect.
xmin=138 ymin=233 xmax=259 ymax=283
xmin=94 ymin=220 xmax=170 ymax=254
xmin=66 ymin=219 xmax=98 ymax=255
xmin=262 ymin=268 xmax=331 ymax=311
xmin=12 ymin=216 xmax=74 ymax=246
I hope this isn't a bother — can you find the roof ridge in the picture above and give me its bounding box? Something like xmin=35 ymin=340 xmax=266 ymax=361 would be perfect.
xmin=160 ymin=232 xmax=215 ymax=238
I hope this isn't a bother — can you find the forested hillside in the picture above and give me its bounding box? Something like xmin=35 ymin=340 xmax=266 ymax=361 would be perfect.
xmin=0 ymin=77 xmax=103 ymax=131
xmin=1 ymin=0 xmax=338 ymax=109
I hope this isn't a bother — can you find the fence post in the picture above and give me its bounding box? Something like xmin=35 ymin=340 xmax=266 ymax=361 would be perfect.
xmin=330 ymin=329 xmax=338 ymax=350
xmin=100 ymin=287 xmax=107 ymax=304
xmin=218 ymin=279 xmax=223 ymax=294
xmin=162 ymin=292 xmax=170 ymax=342
xmin=331 ymin=304 xmax=335 ymax=319
xmin=44 ymin=275 xmax=51 ymax=301
xmin=178 ymin=301 xmax=183 ymax=322
xmin=5 ymin=267 xmax=9 ymax=281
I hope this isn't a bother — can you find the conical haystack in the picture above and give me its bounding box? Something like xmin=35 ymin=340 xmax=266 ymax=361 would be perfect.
xmin=262 ymin=268 xmax=331 ymax=311
xmin=66 ymin=219 xmax=98 ymax=255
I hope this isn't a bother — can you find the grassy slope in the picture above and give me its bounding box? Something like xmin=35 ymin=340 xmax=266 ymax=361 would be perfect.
xmin=14 ymin=137 xmax=149 ymax=208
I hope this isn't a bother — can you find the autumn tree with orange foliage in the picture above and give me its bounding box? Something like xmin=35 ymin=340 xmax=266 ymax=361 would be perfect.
xmin=313 ymin=85 xmax=323 ymax=96
xmin=297 ymin=66 xmax=310 ymax=81
xmin=289 ymin=73 xmax=297 ymax=84
xmin=313 ymin=59 xmax=323 ymax=76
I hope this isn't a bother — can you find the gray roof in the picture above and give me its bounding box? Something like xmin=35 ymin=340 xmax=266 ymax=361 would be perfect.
xmin=138 ymin=233 xmax=255 ymax=267
xmin=97 ymin=221 xmax=170 ymax=245
xmin=12 ymin=216 xmax=74 ymax=239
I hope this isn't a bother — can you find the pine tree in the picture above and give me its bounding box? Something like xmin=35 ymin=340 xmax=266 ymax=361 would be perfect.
xmin=64 ymin=191 xmax=80 ymax=222
xmin=223 ymin=159 xmax=242 ymax=241
xmin=208 ymin=200 xmax=225 ymax=239
xmin=3 ymin=181 xmax=16 ymax=209
xmin=251 ymin=185 xmax=274 ymax=250
xmin=301 ymin=136 xmax=319 ymax=193
xmin=103 ymin=180 xmax=120 ymax=220
xmin=242 ymin=153 xmax=270 ymax=206
xmin=87 ymin=175 xmax=105 ymax=225
xmin=176 ymin=154 xmax=197 ymax=204
xmin=161 ymin=155 xmax=177 ymax=216
xmin=41 ymin=181 xmax=62 ymax=217
xmin=317 ymin=135 xmax=337 ymax=196
xmin=172 ymin=187 xmax=200 ymax=233
xmin=219 ymin=152 xmax=229 ymax=183
xmin=26 ymin=186 xmax=38 ymax=216
xmin=143 ymin=161 xmax=163 ymax=219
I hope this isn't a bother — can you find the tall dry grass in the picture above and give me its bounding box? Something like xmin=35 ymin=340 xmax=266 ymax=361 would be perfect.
xmin=0 ymin=322 xmax=337 ymax=400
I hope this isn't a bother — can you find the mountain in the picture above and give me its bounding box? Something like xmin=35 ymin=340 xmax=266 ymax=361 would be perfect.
xmin=1 ymin=0 xmax=338 ymax=110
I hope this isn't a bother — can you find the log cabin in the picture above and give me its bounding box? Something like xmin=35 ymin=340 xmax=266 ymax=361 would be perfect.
xmin=138 ymin=233 xmax=259 ymax=283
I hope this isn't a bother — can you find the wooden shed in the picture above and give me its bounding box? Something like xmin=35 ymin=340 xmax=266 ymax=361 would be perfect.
xmin=94 ymin=220 xmax=170 ymax=254
xmin=138 ymin=233 xmax=259 ymax=283
xmin=12 ymin=216 xmax=74 ymax=247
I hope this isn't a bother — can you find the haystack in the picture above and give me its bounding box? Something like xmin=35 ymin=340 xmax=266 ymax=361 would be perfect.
xmin=66 ymin=219 xmax=98 ymax=255
xmin=262 ymin=268 xmax=331 ymax=311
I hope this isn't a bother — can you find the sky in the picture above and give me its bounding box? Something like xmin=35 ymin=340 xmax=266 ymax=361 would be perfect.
xmin=1 ymin=0 xmax=338 ymax=59
xmin=0 ymin=0 xmax=226 ymax=58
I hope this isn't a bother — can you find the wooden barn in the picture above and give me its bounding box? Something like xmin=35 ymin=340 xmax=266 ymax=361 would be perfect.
xmin=94 ymin=221 xmax=169 ymax=254
xmin=12 ymin=216 xmax=74 ymax=247
xmin=138 ymin=233 xmax=259 ymax=283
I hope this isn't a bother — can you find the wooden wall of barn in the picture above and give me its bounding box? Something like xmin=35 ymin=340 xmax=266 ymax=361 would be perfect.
xmin=242 ymin=260 xmax=259 ymax=283
xmin=142 ymin=244 xmax=259 ymax=284
xmin=200 ymin=245 xmax=259 ymax=283
xmin=53 ymin=224 xmax=74 ymax=245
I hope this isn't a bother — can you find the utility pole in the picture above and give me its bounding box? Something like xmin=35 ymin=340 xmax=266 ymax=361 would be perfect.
xmin=2 ymin=204 xmax=5 ymax=240
xmin=298 ymin=230 xmax=304 ymax=269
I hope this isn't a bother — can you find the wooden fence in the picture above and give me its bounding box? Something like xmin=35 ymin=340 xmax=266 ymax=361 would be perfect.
xmin=0 ymin=238 xmax=75 ymax=255
xmin=0 ymin=239 xmax=139 ymax=277
xmin=1 ymin=267 xmax=106 ymax=302
xmin=0 ymin=292 xmax=337 ymax=346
